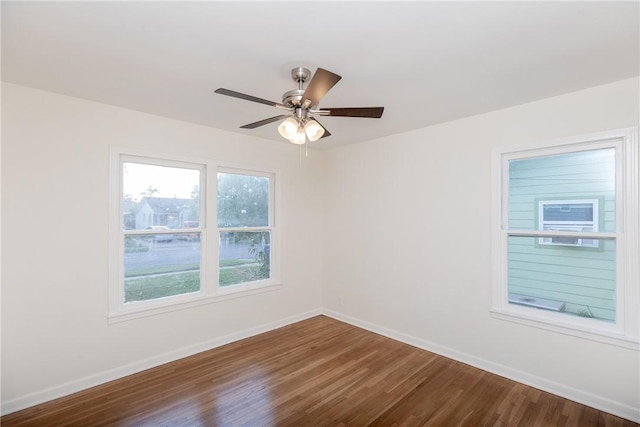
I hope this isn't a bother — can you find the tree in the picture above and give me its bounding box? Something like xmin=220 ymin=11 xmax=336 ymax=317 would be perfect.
xmin=140 ymin=186 xmax=159 ymax=199
xmin=122 ymin=194 xmax=139 ymax=229
xmin=188 ymin=184 xmax=200 ymax=222
xmin=217 ymin=174 xmax=269 ymax=227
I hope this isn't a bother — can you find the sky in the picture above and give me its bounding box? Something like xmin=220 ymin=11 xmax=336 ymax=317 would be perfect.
xmin=123 ymin=162 xmax=200 ymax=201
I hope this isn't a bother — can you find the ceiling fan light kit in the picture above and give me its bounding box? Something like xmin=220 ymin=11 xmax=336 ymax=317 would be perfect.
xmin=272 ymin=111 xmax=321 ymax=145
xmin=278 ymin=117 xmax=324 ymax=144
xmin=215 ymin=67 xmax=384 ymax=145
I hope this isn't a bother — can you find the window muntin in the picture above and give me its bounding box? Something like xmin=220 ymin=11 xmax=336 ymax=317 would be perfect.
xmin=493 ymin=129 xmax=639 ymax=348
xmin=217 ymin=170 xmax=273 ymax=287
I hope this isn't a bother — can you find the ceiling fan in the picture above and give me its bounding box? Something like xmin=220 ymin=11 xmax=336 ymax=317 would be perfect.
xmin=214 ymin=67 xmax=384 ymax=145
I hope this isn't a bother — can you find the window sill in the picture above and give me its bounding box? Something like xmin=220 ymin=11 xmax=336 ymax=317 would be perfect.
xmin=490 ymin=308 xmax=639 ymax=351
xmin=108 ymin=281 xmax=282 ymax=324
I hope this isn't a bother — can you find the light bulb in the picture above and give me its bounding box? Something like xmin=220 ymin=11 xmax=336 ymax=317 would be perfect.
xmin=304 ymin=120 xmax=325 ymax=142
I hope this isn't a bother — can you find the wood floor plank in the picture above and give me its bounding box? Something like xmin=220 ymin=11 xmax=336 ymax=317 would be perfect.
xmin=2 ymin=316 xmax=637 ymax=426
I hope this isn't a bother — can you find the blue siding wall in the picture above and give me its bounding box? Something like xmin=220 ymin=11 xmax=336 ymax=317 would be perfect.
xmin=508 ymin=148 xmax=616 ymax=321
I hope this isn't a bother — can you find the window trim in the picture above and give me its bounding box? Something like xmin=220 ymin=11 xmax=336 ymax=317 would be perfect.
xmin=490 ymin=128 xmax=639 ymax=350
xmin=108 ymin=147 xmax=282 ymax=323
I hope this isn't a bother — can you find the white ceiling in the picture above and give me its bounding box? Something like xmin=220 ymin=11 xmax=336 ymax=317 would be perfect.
xmin=2 ymin=1 xmax=638 ymax=149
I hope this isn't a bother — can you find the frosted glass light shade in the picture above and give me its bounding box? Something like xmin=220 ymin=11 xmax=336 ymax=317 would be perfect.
xmin=278 ymin=117 xmax=299 ymax=140
xmin=288 ymin=130 xmax=306 ymax=145
xmin=278 ymin=117 xmax=324 ymax=145
xmin=303 ymin=120 xmax=325 ymax=142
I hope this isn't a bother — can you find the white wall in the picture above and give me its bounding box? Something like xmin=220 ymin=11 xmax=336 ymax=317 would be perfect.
xmin=3 ymin=78 xmax=639 ymax=420
xmin=1 ymin=83 xmax=324 ymax=412
xmin=323 ymin=77 xmax=640 ymax=421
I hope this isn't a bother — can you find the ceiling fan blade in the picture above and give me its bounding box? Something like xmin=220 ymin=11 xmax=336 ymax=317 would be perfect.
xmin=308 ymin=117 xmax=331 ymax=139
xmin=316 ymin=107 xmax=384 ymax=118
xmin=215 ymin=88 xmax=287 ymax=109
xmin=301 ymin=68 xmax=342 ymax=109
xmin=240 ymin=115 xmax=290 ymax=129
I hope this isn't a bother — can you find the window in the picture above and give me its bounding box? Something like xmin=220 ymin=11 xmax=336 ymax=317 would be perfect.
xmin=120 ymin=158 xmax=203 ymax=306
xmin=217 ymin=169 xmax=274 ymax=288
xmin=492 ymin=128 xmax=639 ymax=348
xmin=109 ymin=149 xmax=280 ymax=321
xmin=538 ymin=199 xmax=599 ymax=248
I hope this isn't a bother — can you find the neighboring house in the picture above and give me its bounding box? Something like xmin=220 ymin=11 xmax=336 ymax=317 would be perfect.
xmin=507 ymin=149 xmax=616 ymax=321
xmin=134 ymin=197 xmax=197 ymax=229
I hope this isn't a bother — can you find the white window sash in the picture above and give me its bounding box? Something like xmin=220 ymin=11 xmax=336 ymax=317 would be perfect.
xmin=215 ymin=167 xmax=276 ymax=292
xmin=217 ymin=166 xmax=276 ymax=229
xmin=491 ymin=128 xmax=639 ymax=349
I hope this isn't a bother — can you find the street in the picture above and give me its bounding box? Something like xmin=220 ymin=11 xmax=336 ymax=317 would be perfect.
xmin=124 ymin=238 xmax=254 ymax=272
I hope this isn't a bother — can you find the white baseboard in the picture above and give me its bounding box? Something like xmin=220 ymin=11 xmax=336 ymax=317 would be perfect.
xmin=1 ymin=308 xmax=323 ymax=416
xmin=322 ymin=309 xmax=640 ymax=424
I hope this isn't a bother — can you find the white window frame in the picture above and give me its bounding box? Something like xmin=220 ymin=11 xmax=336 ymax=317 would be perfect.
xmin=216 ymin=166 xmax=279 ymax=295
xmin=491 ymin=128 xmax=639 ymax=350
xmin=109 ymin=147 xmax=281 ymax=323
xmin=538 ymin=199 xmax=599 ymax=248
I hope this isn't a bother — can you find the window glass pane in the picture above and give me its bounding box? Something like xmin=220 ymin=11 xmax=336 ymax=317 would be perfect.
xmin=217 ymin=172 xmax=269 ymax=227
xmin=508 ymin=149 xmax=615 ymax=231
xmin=219 ymin=231 xmax=270 ymax=286
xmin=507 ymin=236 xmax=616 ymax=322
xmin=124 ymin=235 xmax=201 ymax=303
xmin=123 ymin=162 xmax=200 ymax=231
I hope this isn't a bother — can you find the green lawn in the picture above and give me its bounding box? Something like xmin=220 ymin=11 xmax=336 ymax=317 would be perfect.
xmin=125 ymin=263 xmax=199 ymax=278
xmin=124 ymin=260 xmax=268 ymax=302
xmin=219 ymin=264 xmax=267 ymax=286
xmin=219 ymin=259 xmax=254 ymax=267
xmin=125 ymin=271 xmax=200 ymax=302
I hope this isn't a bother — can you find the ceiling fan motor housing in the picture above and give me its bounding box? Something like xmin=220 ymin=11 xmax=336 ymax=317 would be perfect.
xmin=282 ymin=89 xmax=305 ymax=108
xmin=283 ymin=67 xmax=317 ymax=109
xmin=281 ymin=89 xmax=319 ymax=111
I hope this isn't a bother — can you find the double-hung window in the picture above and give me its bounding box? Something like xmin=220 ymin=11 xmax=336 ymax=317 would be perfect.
xmin=492 ymin=128 xmax=639 ymax=348
xmin=109 ymin=149 xmax=280 ymax=321
xmin=119 ymin=157 xmax=204 ymax=306
xmin=217 ymin=168 xmax=275 ymax=289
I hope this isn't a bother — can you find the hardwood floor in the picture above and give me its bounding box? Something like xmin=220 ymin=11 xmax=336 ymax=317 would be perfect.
xmin=2 ymin=315 xmax=637 ymax=426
